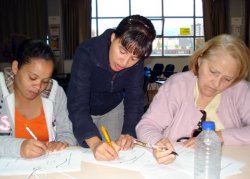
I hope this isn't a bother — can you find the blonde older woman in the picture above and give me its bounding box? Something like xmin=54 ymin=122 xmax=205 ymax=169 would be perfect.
xmin=136 ymin=34 xmax=250 ymax=165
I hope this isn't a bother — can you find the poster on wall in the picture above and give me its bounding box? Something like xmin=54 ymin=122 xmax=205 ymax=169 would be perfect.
xmin=50 ymin=26 xmax=60 ymax=51
xmin=50 ymin=25 xmax=60 ymax=36
xmin=48 ymin=16 xmax=60 ymax=57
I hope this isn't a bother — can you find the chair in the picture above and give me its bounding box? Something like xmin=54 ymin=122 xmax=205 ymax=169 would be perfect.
xmin=52 ymin=73 xmax=71 ymax=92
xmin=163 ymin=64 xmax=175 ymax=78
xmin=182 ymin=65 xmax=189 ymax=72
xmin=149 ymin=63 xmax=164 ymax=83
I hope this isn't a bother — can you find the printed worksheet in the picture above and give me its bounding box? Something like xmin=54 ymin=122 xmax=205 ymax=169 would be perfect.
xmin=81 ymin=144 xmax=246 ymax=179
xmin=0 ymin=149 xmax=83 ymax=176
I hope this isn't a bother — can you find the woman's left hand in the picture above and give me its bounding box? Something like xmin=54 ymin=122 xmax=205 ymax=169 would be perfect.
xmin=47 ymin=141 xmax=69 ymax=153
xmin=115 ymin=134 xmax=135 ymax=150
xmin=182 ymin=137 xmax=196 ymax=148
xmin=181 ymin=131 xmax=223 ymax=148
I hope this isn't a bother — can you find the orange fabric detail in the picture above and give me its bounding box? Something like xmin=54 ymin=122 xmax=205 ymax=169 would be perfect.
xmin=15 ymin=107 xmax=49 ymax=142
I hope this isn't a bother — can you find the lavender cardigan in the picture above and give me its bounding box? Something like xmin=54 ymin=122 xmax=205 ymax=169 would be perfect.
xmin=136 ymin=71 xmax=250 ymax=145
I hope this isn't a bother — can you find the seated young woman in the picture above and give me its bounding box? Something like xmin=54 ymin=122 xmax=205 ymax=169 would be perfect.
xmin=0 ymin=40 xmax=77 ymax=158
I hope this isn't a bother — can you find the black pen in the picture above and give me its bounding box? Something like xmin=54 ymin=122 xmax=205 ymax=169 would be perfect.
xmin=134 ymin=139 xmax=178 ymax=156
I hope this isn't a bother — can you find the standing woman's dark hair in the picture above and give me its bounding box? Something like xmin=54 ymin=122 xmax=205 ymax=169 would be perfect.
xmin=114 ymin=15 xmax=156 ymax=59
xmin=16 ymin=40 xmax=56 ymax=69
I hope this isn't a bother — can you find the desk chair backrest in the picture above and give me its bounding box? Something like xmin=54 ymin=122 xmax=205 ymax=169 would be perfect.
xmin=163 ymin=64 xmax=175 ymax=78
xmin=182 ymin=65 xmax=189 ymax=72
xmin=53 ymin=73 xmax=71 ymax=92
xmin=149 ymin=63 xmax=164 ymax=82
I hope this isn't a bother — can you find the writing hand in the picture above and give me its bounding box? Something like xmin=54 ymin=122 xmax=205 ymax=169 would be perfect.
xmin=153 ymin=138 xmax=176 ymax=165
xmin=93 ymin=141 xmax=120 ymax=161
xmin=20 ymin=139 xmax=47 ymax=158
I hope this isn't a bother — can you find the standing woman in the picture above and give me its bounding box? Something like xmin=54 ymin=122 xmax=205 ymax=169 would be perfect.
xmin=0 ymin=40 xmax=77 ymax=158
xmin=67 ymin=15 xmax=156 ymax=160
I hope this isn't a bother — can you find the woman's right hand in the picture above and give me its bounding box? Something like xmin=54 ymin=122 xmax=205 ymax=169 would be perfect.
xmin=153 ymin=138 xmax=176 ymax=165
xmin=92 ymin=141 xmax=120 ymax=161
xmin=86 ymin=136 xmax=120 ymax=161
xmin=20 ymin=139 xmax=48 ymax=158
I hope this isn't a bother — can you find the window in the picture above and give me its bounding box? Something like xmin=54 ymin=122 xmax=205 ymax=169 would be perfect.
xmin=91 ymin=0 xmax=205 ymax=57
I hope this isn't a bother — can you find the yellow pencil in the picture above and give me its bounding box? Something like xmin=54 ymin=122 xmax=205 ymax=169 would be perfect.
xmin=101 ymin=126 xmax=113 ymax=148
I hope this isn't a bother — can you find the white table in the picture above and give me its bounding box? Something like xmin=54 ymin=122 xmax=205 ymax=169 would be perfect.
xmin=1 ymin=145 xmax=250 ymax=179
xmin=222 ymin=145 xmax=250 ymax=179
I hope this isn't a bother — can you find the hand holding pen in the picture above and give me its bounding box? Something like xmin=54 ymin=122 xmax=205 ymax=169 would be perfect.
xmin=21 ymin=126 xmax=68 ymax=158
xmin=90 ymin=125 xmax=119 ymax=161
xmin=134 ymin=138 xmax=177 ymax=165
xmin=154 ymin=138 xmax=177 ymax=165
xmin=20 ymin=126 xmax=48 ymax=158
xmin=101 ymin=126 xmax=134 ymax=151
xmin=134 ymin=139 xmax=178 ymax=155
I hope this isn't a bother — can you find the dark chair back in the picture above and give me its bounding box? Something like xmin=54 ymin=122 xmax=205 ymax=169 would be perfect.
xmin=149 ymin=63 xmax=164 ymax=83
xmin=53 ymin=73 xmax=71 ymax=92
xmin=182 ymin=65 xmax=189 ymax=72
xmin=163 ymin=64 xmax=175 ymax=78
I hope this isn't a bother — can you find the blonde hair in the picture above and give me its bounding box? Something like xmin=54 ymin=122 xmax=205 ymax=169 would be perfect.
xmin=189 ymin=34 xmax=250 ymax=83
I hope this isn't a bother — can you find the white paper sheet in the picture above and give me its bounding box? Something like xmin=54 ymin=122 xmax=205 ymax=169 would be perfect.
xmin=81 ymin=144 xmax=246 ymax=179
xmin=0 ymin=149 xmax=83 ymax=176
